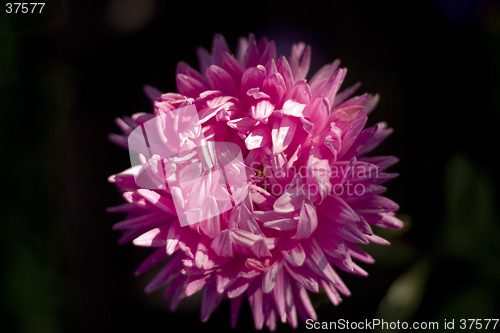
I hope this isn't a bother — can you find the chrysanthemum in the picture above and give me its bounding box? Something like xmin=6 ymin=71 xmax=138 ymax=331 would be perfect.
xmin=108 ymin=34 xmax=402 ymax=331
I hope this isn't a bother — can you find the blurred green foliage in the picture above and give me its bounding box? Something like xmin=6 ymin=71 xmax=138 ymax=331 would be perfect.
xmin=375 ymin=154 xmax=500 ymax=332
xmin=0 ymin=10 xmax=72 ymax=333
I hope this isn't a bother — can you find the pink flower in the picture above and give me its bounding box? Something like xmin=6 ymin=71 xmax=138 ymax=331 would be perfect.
xmin=109 ymin=34 xmax=402 ymax=330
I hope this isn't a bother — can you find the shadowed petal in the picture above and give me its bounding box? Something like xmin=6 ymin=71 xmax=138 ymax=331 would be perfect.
xmin=206 ymin=65 xmax=239 ymax=96
xmin=289 ymin=43 xmax=311 ymax=82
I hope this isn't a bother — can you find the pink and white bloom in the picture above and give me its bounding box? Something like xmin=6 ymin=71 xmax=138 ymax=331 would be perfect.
xmin=109 ymin=34 xmax=402 ymax=330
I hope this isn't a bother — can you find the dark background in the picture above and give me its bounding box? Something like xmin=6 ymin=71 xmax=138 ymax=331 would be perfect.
xmin=1 ymin=0 xmax=499 ymax=332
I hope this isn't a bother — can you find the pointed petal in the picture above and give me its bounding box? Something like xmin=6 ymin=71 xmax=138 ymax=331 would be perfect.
xmin=308 ymin=59 xmax=341 ymax=92
xmin=236 ymin=36 xmax=249 ymax=63
xmin=195 ymin=236 xmax=214 ymax=270
xmin=166 ymin=222 xmax=182 ymax=255
xmin=185 ymin=274 xmax=210 ymax=297
xmin=331 ymin=81 xmax=361 ymax=108
xmin=286 ymin=80 xmax=312 ymax=105
xmin=262 ymin=260 xmax=284 ymax=293
xmin=247 ymin=279 xmax=264 ymax=330
xmin=350 ymin=195 xmax=399 ymax=214
xmin=201 ymin=279 xmax=224 ymax=322
xmin=277 ymin=56 xmax=294 ymax=90
xmin=339 ymin=222 xmax=369 ymax=244
xmin=241 ymin=65 xmax=267 ymax=96
xmin=227 ymin=116 xmax=260 ymax=133
xmin=282 ymin=99 xmax=306 ymax=118
xmin=260 ymin=40 xmax=277 ymax=65
xmin=211 ymin=33 xmax=230 ymax=67
xmin=335 ymin=92 xmax=374 ymax=110
xmin=165 ymin=275 xmax=187 ymax=311
xmin=135 ymin=247 xmax=167 ymax=276
xmin=308 ymin=96 xmax=330 ymax=135
xmin=293 ymin=283 xmax=317 ymax=322
xmin=304 ymin=239 xmax=340 ymax=284
xmin=230 ymin=294 xmax=245 ymax=328
xmin=198 ymin=215 xmax=222 ymax=238
xmin=136 ymin=189 xmax=177 ymax=215
xmin=251 ymin=238 xmax=272 ymax=257
xmin=284 ymin=273 xmax=298 ymax=327
xmin=222 ymin=52 xmax=246 ymax=83
xmin=133 ymin=227 xmax=167 ymax=247
xmin=284 ymin=264 xmax=319 ymax=292
xmin=206 ymin=65 xmax=239 ymax=97
xmin=144 ymin=253 xmax=183 ymax=293
xmin=196 ymin=47 xmax=212 ymax=76
xmin=272 ymin=116 xmax=298 ymax=154
xmin=317 ymin=195 xmax=360 ymax=224
xmin=272 ymin=269 xmax=287 ymax=323
xmin=282 ymin=243 xmax=306 ymax=267
xmin=347 ymin=243 xmax=375 ymax=264
xmin=112 ymin=211 xmax=166 ymax=231
xmin=365 ymin=93 xmax=380 ymax=114
xmin=289 ymin=43 xmax=311 ymax=81
xmin=143 ymin=85 xmax=162 ymax=103
xmin=338 ymin=110 xmax=368 ymax=158
xmin=365 ymin=233 xmax=391 ymax=245
xmin=320 ymin=279 xmax=342 ymax=306
xmin=273 ymin=179 xmax=307 ymax=213
xmin=343 ymin=122 xmax=393 ymax=159
xmin=263 ymin=218 xmax=298 ymax=231
xmin=227 ymin=278 xmax=252 ymax=299
xmin=361 ymin=155 xmax=399 ymax=170
xmin=245 ymin=124 xmax=272 ymax=150
xmin=244 ymin=34 xmax=260 ymax=67
xmin=262 ymin=72 xmax=286 ymax=104
xmin=176 ymin=61 xmax=206 ymax=80
xmin=211 ymin=229 xmax=233 ymax=257
xmin=294 ymin=200 xmax=318 ymax=239
xmin=246 ymin=87 xmax=271 ymax=100
xmin=176 ymin=73 xmax=208 ymax=98
xmin=315 ymin=68 xmax=347 ymax=107
xmin=251 ymin=100 xmax=274 ymax=122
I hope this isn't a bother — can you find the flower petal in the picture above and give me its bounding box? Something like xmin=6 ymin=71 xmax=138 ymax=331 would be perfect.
xmin=294 ymin=200 xmax=318 ymax=239
xmin=262 ymin=72 xmax=286 ymax=104
xmin=143 ymin=84 xmax=162 ymax=103
xmin=289 ymin=43 xmax=311 ymax=82
xmin=241 ymin=65 xmax=267 ymax=97
xmin=282 ymin=99 xmax=306 ymax=118
xmin=222 ymin=52 xmax=246 ymax=83
xmin=201 ymin=279 xmax=224 ymax=322
xmin=251 ymin=100 xmax=274 ymax=122
xmin=245 ymin=124 xmax=272 ymax=150
xmin=309 ymin=59 xmax=341 ymax=92
xmin=272 ymin=116 xmax=298 ymax=154
xmin=230 ymin=294 xmax=245 ymax=328
xmin=206 ymin=65 xmax=239 ymax=96
xmin=277 ymin=56 xmax=294 ymax=90
xmin=211 ymin=33 xmax=231 ymax=67
xmin=282 ymin=243 xmax=306 ymax=267
xmin=211 ymin=229 xmax=233 ymax=257
xmin=176 ymin=73 xmax=209 ymax=98
xmin=262 ymin=260 xmax=284 ymax=293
